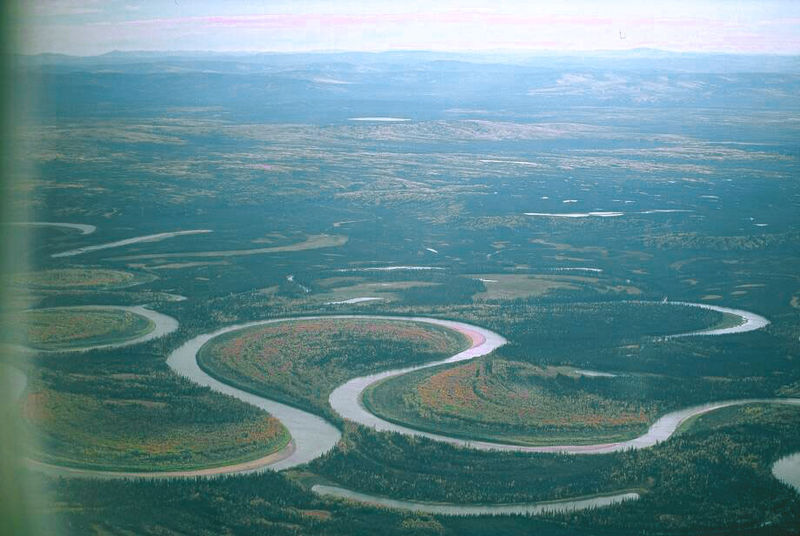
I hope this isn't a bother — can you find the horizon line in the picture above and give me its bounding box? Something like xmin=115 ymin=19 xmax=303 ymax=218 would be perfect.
xmin=20 ymin=47 xmax=800 ymax=59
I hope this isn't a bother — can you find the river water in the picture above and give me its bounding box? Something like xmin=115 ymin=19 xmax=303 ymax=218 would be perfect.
xmin=27 ymin=309 xmax=795 ymax=516
xmin=773 ymin=453 xmax=800 ymax=494
xmin=666 ymin=301 xmax=770 ymax=337
xmin=313 ymin=484 xmax=640 ymax=516
xmin=166 ymin=317 xmax=343 ymax=471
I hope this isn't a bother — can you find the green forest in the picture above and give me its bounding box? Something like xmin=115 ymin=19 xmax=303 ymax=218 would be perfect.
xmin=4 ymin=47 xmax=800 ymax=536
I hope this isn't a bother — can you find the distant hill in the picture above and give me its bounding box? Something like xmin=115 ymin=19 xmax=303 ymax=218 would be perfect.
xmin=17 ymin=49 xmax=800 ymax=74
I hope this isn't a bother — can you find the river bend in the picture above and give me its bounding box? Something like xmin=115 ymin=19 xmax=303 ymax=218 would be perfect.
xmin=24 ymin=305 xmax=797 ymax=516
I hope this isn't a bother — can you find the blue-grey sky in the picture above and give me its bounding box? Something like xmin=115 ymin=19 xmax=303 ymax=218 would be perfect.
xmin=21 ymin=0 xmax=800 ymax=55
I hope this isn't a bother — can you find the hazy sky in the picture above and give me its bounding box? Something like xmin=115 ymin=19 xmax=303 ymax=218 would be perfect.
xmin=20 ymin=0 xmax=800 ymax=55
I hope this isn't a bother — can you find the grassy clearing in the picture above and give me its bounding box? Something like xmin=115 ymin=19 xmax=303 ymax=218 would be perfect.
xmin=469 ymin=274 xmax=641 ymax=301
xmin=198 ymin=318 xmax=469 ymax=419
xmin=111 ymin=234 xmax=348 ymax=261
xmin=315 ymin=280 xmax=441 ymax=304
xmin=8 ymin=268 xmax=154 ymax=290
xmin=19 ymin=308 xmax=154 ymax=351
xmin=471 ymin=274 xmax=580 ymax=300
xmin=150 ymin=260 xmax=230 ymax=270
xmin=364 ymin=358 xmax=660 ymax=445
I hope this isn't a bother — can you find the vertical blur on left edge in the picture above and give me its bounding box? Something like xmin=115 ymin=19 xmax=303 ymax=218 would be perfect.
xmin=0 ymin=2 xmax=54 ymax=535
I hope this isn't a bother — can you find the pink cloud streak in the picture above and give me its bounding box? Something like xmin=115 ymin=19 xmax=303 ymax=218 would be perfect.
xmin=105 ymin=11 xmax=742 ymax=30
xmin=69 ymin=7 xmax=798 ymax=54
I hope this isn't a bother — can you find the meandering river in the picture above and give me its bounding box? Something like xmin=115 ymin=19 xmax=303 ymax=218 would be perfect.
xmin=25 ymin=304 xmax=798 ymax=516
xmin=313 ymin=485 xmax=640 ymax=516
xmin=327 ymin=307 xmax=791 ymax=455
xmin=167 ymin=318 xmax=342 ymax=471
xmin=665 ymin=301 xmax=770 ymax=337
xmin=167 ymin=314 xmax=502 ymax=471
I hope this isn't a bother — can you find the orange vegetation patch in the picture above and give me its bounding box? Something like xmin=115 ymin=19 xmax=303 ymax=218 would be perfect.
xmin=208 ymin=318 xmax=466 ymax=390
xmin=22 ymin=308 xmax=152 ymax=349
xmin=414 ymin=359 xmax=655 ymax=430
xmin=128 ymin=416 xmax=285 ymax=456
xmin=22 ymin=383 xmax=289 ymax=471
xmin=199 ymin=317 xmax=470 ymax=416
xmin=23 ymin=391 xmax=53 ymax=422
xmin=298 ymin=510 xmax=333 ymax=520
xmin=419 ymin=362 xmax=482 ymax=410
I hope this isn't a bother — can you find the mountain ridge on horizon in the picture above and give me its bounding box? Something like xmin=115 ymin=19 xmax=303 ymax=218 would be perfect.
xmin=17 ymin=48 xmax=799 ymax=76
xmin=24 ymin=47 xmax=800 ymax=59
